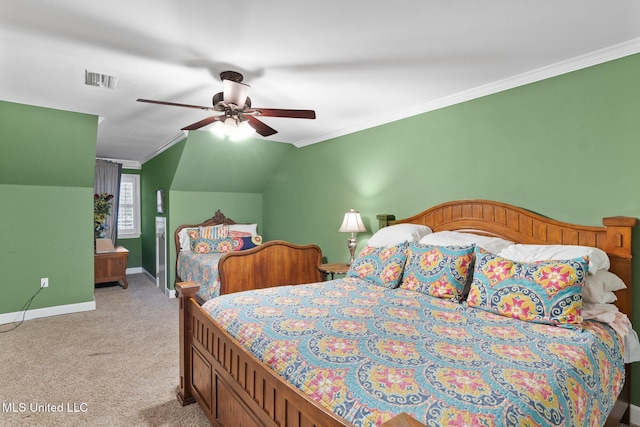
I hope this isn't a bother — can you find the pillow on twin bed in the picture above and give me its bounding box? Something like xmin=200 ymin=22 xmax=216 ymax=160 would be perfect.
xmin=178 ymin=227 xmax=199 ymax=251
xmin=232 ymin=235 xmax=263 ymax=251
xmin=229 ymin=223 xmax=259 ymax=237
xmin=419 ymin=231 xmax=513 ymax=254
xmin=346 ymin=242 xmax=409 ymax=288
xmin=468 ymin=247 xmax=588 ymax=329
xmin=190 ymin=237 xmax=235 ymax=254
xmin=400 ymin=243 xmax=475 ymax=300
xmin=367 ymin=224 xmax=432 ymax=248
xmin=497 ymin=244 xmax=610 ymax=275
xmin=200 ymin=224 xmax=229 ymax=239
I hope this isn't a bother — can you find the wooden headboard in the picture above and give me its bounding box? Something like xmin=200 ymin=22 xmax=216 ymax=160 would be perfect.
xmin=173 ymin=209 xmax=238 ymax=256
xmin=379 ymin=199 xmax=636 ymax=318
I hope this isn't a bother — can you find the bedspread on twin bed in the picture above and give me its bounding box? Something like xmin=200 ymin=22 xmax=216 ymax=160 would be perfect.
xmin=177 ymin=252 xmax=224 ymax=300
xmin=202 ymin=277 xmax=624 ymax=427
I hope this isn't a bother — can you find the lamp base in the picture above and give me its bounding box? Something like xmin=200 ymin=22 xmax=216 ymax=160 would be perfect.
xmin=347 ymin=233 xmax=358 ymax=265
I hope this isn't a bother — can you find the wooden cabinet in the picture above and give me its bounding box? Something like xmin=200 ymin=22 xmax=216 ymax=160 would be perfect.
xmin=94 ymin=246 xmax=129 ymax=288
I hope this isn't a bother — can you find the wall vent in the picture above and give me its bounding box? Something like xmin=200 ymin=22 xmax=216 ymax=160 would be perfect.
xmin=85 ymin=70 xmax=117 ymax=89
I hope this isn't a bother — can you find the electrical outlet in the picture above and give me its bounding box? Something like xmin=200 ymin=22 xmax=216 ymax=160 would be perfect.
xmin=41 ymin=277 xmax=49 ymax=288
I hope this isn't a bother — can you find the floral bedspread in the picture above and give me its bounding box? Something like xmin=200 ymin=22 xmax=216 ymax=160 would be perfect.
xmin=202 ymin=277 xmax=624 ymax=427
xmin=177 ymin=251 xmax=224 ymax=300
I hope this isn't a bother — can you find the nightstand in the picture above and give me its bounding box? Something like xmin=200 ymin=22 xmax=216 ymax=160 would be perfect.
xmin=94 ymin=246 xmax=129 ymax=288
xmin=318 ymin=263 xmax=350 ymax=281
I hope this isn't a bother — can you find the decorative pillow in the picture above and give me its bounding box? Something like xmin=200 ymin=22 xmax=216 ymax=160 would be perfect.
xmin=468 ymin=247 xmax=588 ymax=329
xmin=178 ymin=227 xmax=199 ymax=251
xmin=419 ymin=231 xmax=513 ymax=254
xmin=367 ymin=224 xmax=432 ymax=248
xmin=346 ymin=242 xmax=409 ymax=288
xmin=200 ymin=224 xmax=229 ymax=239
xmin=497 ymin=244 xmax=609 ymax=275
xmin=400 ymin=243 xmax=475 ymax=300
xmin=229 ymin=223 xmax=258 ymax=237
xmin=190 ymin=237 xmax=235 ymax=254
xmin=232 ymin=235 xmax=263 ymax=251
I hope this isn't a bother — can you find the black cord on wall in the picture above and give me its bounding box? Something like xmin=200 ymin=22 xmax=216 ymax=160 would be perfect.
xmin=0 ymin=286 xmax=44 ymax=333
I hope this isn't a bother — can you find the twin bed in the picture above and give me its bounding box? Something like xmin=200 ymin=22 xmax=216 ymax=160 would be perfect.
xmin=175 ymin=200 xmax=636 ymax=426
xmin=174 ymin=210 xmax=323 ymax=301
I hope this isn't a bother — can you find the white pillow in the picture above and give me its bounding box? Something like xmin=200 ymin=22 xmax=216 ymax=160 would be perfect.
xmin=419 ymin=231 xmax=513 ymax=254
xmin=497 ymin=244 xmax=610 ymax=275
xmin=178 ymin=227 xmax=198 ymax=251
xmin=582 ymin=270 xmax=626 ymax=304
xmin=583 ymin=288 xmax=617 ymax=304
xmin=229 ymin=223 xmax=258 ymax=237
xmin=367 ymin=224 xmax=432 ymax=248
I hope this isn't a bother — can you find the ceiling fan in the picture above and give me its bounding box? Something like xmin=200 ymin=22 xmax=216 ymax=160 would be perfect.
xmin=137 ymin=71 xmax=316 ymax=138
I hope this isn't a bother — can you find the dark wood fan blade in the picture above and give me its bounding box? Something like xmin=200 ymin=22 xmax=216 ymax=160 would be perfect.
xmin=250 ymin=108 xmax=316 ymax=119
xmin=137 ymin=99 xmax=216 ymax=112
xmin=248 ymin=116 xmax=278 ymax=137
xmin=181 ymin=116 xmax=222 ymax=131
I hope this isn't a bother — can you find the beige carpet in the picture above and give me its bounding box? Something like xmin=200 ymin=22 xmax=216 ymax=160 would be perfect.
xmin=0 ymin=274 xmax=210 ymax=426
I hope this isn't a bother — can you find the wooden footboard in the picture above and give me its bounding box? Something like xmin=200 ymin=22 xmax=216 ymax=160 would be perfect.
xmin=218 ymin=240 xmax=323 ymax=294
xmin=177 ymin=284 xmax=424 ymax=427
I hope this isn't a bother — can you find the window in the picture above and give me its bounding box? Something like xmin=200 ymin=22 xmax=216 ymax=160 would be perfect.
xmin=117 ymin=174 xmax=141 ymax=238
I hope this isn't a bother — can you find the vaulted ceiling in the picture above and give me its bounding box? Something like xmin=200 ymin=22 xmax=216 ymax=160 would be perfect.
xmin=2 ymin=1 xmax=639 ymax=164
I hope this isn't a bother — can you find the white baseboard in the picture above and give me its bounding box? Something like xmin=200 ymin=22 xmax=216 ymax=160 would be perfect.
xmin=631 ymin=403 xmax=640 ymax=424
xmin=126 ymin=267 xmax=144 ymax=274
xmin=0 ymin=301 xmax=96 ymax=325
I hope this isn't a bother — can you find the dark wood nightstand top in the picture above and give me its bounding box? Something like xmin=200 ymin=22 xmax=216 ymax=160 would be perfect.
xmin=318 ymin=263 xmax=350 ymax=280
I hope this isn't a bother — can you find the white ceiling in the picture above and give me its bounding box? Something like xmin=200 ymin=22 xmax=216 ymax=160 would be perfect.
xmin=2 ymin=1 xmax=639 ymax=164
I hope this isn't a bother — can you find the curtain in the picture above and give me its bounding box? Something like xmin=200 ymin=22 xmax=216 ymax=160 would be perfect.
xmin=94 ymin=160 xmax=122 ymax=245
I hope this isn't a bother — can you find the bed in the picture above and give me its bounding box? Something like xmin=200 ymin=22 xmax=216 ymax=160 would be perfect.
xmin=176 ymin=200 xmax=636 ymax=426
xmin=175 ymin=210 xmax=323 ymax=302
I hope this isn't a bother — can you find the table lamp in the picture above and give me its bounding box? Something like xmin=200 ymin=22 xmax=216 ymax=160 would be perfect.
xmin=339 ymin=208 xmax=367 ymax=264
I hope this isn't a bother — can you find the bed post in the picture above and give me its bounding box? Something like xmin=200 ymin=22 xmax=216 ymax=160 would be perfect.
xmin=176 ymin=282 xmax=200 ymax=406
xmin=377 ymin=214 xmax=395 ymax=230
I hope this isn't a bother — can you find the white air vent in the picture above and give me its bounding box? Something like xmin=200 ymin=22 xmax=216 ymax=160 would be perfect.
xmin=85 ymin=70 xmax=117 ymax=89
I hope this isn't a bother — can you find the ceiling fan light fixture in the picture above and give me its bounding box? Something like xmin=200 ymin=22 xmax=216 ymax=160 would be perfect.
xmin=209 ymin=120 xmax=225 ymax=138
xmin=231 ymin=120 xmax=256 ymax=141
xmin=209 ymin=117 xmax=255 ymax=141
xmin=223 ymin=79 xmax=250 ymax=108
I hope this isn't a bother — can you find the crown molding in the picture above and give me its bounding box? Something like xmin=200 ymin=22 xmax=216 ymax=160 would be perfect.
xmin=142 ymin=130 xmax=188 ymax=164
xmin=294 ymin=38 xmax=640 ymax=148
xmin=96 ymin=157 xmax=141 ymax=170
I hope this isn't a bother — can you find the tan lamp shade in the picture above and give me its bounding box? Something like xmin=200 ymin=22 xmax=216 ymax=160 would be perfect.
xmin=338 ymin=209 xmax=366 ymax=233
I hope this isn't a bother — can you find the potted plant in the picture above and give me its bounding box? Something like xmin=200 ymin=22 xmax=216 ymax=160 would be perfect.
xmin=94 ymin=193 xmax=114 ymax=239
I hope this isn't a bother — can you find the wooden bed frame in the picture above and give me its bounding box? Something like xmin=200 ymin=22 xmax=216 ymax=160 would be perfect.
xmin=177 ymin=200 xmax=636 ymax=427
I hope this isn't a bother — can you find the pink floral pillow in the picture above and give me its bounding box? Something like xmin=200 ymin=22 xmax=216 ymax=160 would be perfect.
xmin=346 ymin=243 xmax=409 ymax=288
xmin=468 ymin=247 xmax=588 ymax=329
xmin=400 ymin=243 xmax=475 ymax=300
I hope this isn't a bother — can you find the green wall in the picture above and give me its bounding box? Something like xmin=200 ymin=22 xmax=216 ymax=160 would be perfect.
xmin=263 ymin=53 xmax=640 ymax=404
xmin=0 ymin=101 xmax=97 ymax=314
xmin=140 ymin=139 xmax=185 ymax=276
